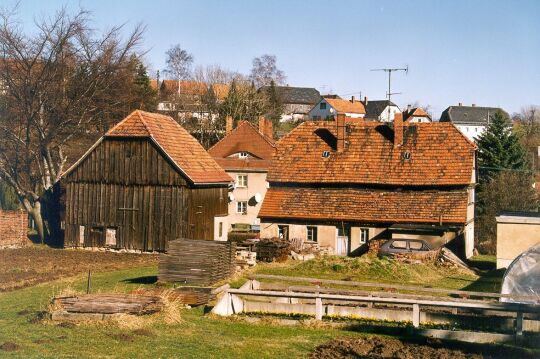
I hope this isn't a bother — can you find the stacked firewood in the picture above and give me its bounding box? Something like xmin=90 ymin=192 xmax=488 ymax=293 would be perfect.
xmin=256 ymin=238 xmax=291 ymax=262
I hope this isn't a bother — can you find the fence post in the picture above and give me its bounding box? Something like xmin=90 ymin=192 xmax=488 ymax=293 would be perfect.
xmin=315 ymin=297 xmax=323 ymax=320
xmin=412 ymin=303 xmax=420 ymax=328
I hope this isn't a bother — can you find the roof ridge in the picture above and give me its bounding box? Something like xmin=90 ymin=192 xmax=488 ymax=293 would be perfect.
xmin=135 ymin=110 xmax=153 ymax=137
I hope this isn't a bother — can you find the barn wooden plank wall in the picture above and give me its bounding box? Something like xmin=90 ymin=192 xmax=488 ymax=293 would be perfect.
xmin=158 ymin=239 xmax=236 ymax=285
xmin=64 ymin=138 xmax=228 ymax=251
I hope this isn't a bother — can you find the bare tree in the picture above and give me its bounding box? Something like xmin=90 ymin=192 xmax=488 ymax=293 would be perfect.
xmin=249 ymin=54 xmax=286 ymax=88
xmin=0 ymin=7 xmax=144 ymax=242
xmin=164 ymin=44 xmax=193 ymax=80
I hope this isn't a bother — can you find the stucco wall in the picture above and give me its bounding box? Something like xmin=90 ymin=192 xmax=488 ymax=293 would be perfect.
xmin=227 ymin=171 xmax=268 ymax=228
xmin=496 ymin=217 xmax=540 ymax=269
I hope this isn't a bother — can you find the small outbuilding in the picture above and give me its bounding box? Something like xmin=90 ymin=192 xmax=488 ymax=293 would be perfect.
xmin=496 ymin=211 xmax=540 ymax=269
xmin=62 ymin=110 xmax=232 ymax=251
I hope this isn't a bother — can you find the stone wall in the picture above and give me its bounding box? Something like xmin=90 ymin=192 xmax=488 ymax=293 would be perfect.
xmin=0 ymin=210 xmax=28 ymax=248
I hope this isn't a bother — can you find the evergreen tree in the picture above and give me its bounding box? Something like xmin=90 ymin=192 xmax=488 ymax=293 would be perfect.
xmin=264 ymin=80 xmax=284 ymax=128
xmin=132 ymin=60 xmax=158 ymax=111
xmin=476 ymin=110 xmax=529 ymax=181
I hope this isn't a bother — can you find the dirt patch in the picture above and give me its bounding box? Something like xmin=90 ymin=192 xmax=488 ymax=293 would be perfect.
xmin=0 ymin=246 xmax=158 ymax=291
xmin=57 ymin=322 xmax=76 ymax=329
xmin=0 ymin=342 xmax=20 ymax=352
xmin=311 ymin=336 xmax=537 ymax=359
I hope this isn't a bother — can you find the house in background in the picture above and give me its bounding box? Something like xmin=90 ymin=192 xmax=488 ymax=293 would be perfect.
xmin=259 ymin=85 xmax=321 ymax=122
xmin=62 ymin=110 xmax=232 ymax=251
xmin=208 ymin=117 xmax=276 ymax=239
xmin=309 ymin=96 xmax=366 ymax=120
xmin=154 ymin=79 xmax=229 ymax=120
xmin=439 ymin=104 xmax=506 ymax=141
xmin=259 ymin=113 xmax=477 ymax=258
xmin=362 ymin=97 xmax=401 ymax=122
xmin=403 ymin=106 xmax=432 ymax=123
xmin=496 ymin=211 xmax=540 ymax=268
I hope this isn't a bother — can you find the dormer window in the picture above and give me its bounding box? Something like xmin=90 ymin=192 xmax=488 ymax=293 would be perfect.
xmin=402 ymin=151 xmax=411 ymax=160
xmin=238 ymin=152 xmax=248 ymax=159
xmin=322 ymin=151 xmax=331 ymax=158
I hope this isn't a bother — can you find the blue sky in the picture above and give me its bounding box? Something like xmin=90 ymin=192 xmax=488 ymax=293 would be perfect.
xmin=11 ymin=0 xmax=540 ymax=117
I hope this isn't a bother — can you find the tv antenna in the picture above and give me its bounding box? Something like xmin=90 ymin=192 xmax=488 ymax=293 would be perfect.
xmin=371 ymin=66 xmax=408 ymax=121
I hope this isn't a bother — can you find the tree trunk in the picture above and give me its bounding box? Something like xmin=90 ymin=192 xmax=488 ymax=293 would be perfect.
xmin=21 ymin=197 xmax=46 ymax=244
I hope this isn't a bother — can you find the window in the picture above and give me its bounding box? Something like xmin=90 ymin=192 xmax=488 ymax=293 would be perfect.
xmin=390 ymin=240 xmax=407 ymax=249
xmin=105 ymin=228 xmax=117 ymax=246
xmin=236 ymin=174 xmax=248 ymax=188
xmin=307 ymin=226 xmax=318 ymax=242
xmin=402 ymin=151 xmax=411 ymax=160
xmin=322 ymin=151 xmax=330 ymax=158
xmin=409 ymin=241 xmax=425 ymax=251
xmin=278 ymin=225 xmax=289 ymax=240
xmin=236 ymin=201 xmax=248 ymax=214
xmin=320 ymin=102 xmax=327 ymax=110
xmin=219 ymin=222 xmax=223 ymax=237
xmin=360 ymin=228 xmax=369 ymax=244
xmin=238 ymin=152 xmax=248 ymax=159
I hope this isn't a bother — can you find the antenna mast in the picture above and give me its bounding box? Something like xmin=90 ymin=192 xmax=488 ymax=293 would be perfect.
xmin=371 ymin=66 xmax=408 ymax=121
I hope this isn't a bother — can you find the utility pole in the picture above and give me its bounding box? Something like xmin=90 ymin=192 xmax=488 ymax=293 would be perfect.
xmin=371 ymin=66 xmax=408 ymax=121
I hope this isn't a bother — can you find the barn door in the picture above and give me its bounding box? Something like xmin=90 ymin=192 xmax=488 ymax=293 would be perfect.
xmin=90 ymin=226 xmax=105 ymax=247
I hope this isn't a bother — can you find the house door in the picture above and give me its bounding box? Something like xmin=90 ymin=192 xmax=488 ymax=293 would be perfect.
xmin=336 ymin=225 xmax=350 ymax=256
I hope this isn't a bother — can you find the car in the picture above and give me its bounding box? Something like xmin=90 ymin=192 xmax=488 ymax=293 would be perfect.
xmin=378 ymin=239 xmax=432 ymax=256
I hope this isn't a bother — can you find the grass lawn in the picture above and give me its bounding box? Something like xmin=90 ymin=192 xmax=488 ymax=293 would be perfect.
xmin=245 ymin=255 xmax=503 ymax=293
xmin=0 ymin=251 xmax=510 ymax=358
xmin=0 ymin=266 xmax=365 ymax=358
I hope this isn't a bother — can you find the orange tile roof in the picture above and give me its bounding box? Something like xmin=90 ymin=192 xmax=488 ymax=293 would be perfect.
xmin=160 ymin=80 xmax=208 ymax=96
xmin=212 ymin=83 xmax=230 ymax=100
xmin=209 ymin=121 xmax=275 ymax=171
xmin=325 ymin=98 xmax=366 ymax=114
xmin=107 ymin=110 xmax=232 ymax=184
xmin=259 ymin=187 xmax=468 ymax=224
xmin=149 ymin=79 xmax=159 ymax=91
xmin=268 ymin=121 xmax=476 ymax=186
xmin=404 ymin=107 xmax=431 ymax=121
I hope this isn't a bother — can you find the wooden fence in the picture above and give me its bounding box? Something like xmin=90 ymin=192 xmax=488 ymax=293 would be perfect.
xmin=158 ymin=239 xmax=236 ymax=285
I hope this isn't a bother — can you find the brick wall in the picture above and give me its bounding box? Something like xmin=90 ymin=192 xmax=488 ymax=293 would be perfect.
xmin=0 ymin=210 xmax=28 ymax=248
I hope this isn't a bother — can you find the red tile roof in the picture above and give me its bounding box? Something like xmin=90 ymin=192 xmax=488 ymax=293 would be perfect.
xmin=268 ymin=121 xmax=476 ymax=186
xmin=325 ymin=98 xmax=366 ymax=114
xmin=209 ymin=121 xmax=275 ymax=171
xmin=106 ymin=110 xmax=232 ymax=184
xmin=404 ymin=107 xmax=431 ymax=121
xmin=259 ymin=187 xmax=468 ymax=224
xmin=160 ymin=80 xmax=208 ymax=95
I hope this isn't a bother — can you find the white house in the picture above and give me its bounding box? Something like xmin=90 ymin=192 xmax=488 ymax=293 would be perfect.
xmin=309 ymin=96 xmax=366 ymax=120
xmin=363 ymin=97 xmax=401 ymax=122
xmin=439 ymin=104 xmax=507 ymax=141
xmin=403 ymin=106 xmax=432 ymax=123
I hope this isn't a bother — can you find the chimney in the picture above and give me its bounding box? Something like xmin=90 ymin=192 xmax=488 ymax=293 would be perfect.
xmin=472 ymin=103 xmax=476 ymax=107
xmin=351 ymin=95 xmax=355 ymax=103
xmin=458 ymin=102 xmax=462 ymax=106
xmin=258 ymin=116 xmax=273 ymax=139
xmin=394 ymin=113 xmax=404 ymax=148
xmin=336 ymin=114 xmax=346 ymax=152
xmin=226 ymin=115 xmax=233 ymax=135
xmin=364 ymin=96 xmax=368 ymax=105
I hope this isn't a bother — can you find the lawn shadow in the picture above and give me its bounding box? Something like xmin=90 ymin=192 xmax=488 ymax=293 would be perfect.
xmin=461 ymin=268 xmax=505 ymax=293
xmin=121 ymin=276 xmax=158 ymax=284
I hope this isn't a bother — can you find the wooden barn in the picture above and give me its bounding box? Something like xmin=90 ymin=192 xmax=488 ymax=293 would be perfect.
xmin=62 ymin=110 xmax=232 ymax=251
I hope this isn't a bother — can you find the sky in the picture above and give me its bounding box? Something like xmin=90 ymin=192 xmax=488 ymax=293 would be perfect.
xmin=10 ymin=0 xmax=540 ymax=117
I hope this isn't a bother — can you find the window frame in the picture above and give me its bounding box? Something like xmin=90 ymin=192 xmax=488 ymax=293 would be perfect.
xmin=360 ymin=228 xmax=369 ymax=244
xmin=238 ymin=152 xmax=248 ymax=159
xmin=320 ymin=102 xmax=327 ymax=110
xmin=236 ymin=201 xmax=248 ymax=214
xmin=307 ymin=226 xmax=318 ymax=242
xmin=390 ymin=240 xmax=407 ymax=249
xmin=236 ymin=174 xmax=248 ymax=188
